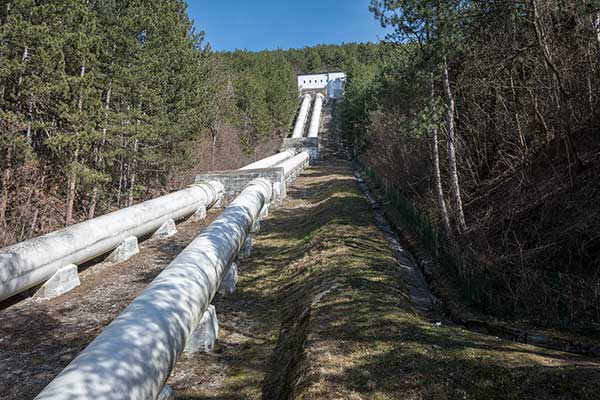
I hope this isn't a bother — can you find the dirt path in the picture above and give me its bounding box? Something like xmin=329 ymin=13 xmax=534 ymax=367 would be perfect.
xmin=0 ymin=213 xmax=218 ymax=400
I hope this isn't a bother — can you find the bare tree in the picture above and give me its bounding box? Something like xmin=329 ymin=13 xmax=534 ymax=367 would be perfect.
xmin=443 ymin=58 xmax=467 ymax=232
xmin=431 ymin=78 xmax=452 ymax=238
xmin=0 ymin=146 xmax=12 ymax=228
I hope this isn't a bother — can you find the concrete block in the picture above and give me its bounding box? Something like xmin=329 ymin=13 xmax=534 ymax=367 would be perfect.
xmin=158 ymin=385 xmax=175 ymax=400
xmin=190 ymin=205 xmax=207 ymax=222
xmin=251 ymin=220 xmax=260 ymax=234
xmin=153 ymin=219 xmax=177 ymax=239
xmin=107 ymin=236 xmax=139 ymax=263
xmin=33 ymin=264 xmax=80 ymax=300
xmin=238 ymin=236 xmax=253 ymax=259
xmin=260 ymin=205 xmax=269 ymax=220
xmin=218 ymin=262 xmax=238 ymax=296
xmin=195 ymin=168 xmax=285 ymax=207
xmin=184 ymin=305 xmax=218 ymax=354
xmin=281 ymin=137 xmax=320 ymax=162
xmin=273 ymin=181 xmax=284 ymax=201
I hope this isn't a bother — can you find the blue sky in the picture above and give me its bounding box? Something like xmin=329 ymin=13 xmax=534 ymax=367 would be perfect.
xmin=185 ymin=1 xmax=388 ymax=51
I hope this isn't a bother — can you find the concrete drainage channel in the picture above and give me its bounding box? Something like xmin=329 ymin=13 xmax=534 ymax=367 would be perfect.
xmin=351 ymin=161 xmax=600 ymax=359
xmin=351 ymin=167 xmax=436 ymax=318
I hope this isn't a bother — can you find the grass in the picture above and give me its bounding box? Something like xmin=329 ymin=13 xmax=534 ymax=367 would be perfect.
xmin=172 ymin=159 xmax=600 ymax=400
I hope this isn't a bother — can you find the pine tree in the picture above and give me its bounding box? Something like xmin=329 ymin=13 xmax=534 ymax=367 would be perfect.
xmin=370 ymin=0 xmax=469 ymax=233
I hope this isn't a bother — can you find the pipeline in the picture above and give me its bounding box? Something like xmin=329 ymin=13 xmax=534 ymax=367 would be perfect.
xmin=240 ymin=149 xmax=296 ymax=170
xmin=34 ymin=179 xmax=272 ymax=400
xmin=276 ymin=152 xmax=310 ymax=183
xmin=307 ymin=94 xmax=324 ymax=138
xmin=0 ymin=181 xmax=224 ymax=302
xmin=291 ymin=94 xmax=312 ymax=138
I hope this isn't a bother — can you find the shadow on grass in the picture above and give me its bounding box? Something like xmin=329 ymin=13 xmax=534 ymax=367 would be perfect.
xmin=180 ymin=161 xmax=600 ymax=400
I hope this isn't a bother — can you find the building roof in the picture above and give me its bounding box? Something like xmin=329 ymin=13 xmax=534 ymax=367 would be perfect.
xmin=297 ymin=71 xmax=345 ymax=77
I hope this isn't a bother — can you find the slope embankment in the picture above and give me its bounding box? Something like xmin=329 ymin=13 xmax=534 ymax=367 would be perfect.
xmin=168 ymin=157 xmax=600 ymax=400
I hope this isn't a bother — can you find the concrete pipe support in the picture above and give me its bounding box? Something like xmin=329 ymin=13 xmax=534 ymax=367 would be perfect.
xmin=275 ymin=152 xmax=310 ymax=182
xmin=0 ymin=181 xmax=224 ymax=302
xmin=240 ymin=149 xmax=296 ymax=170
xmin=34 ymin=178 xmax=272 ymax=400
xmin=291 ymin=94 xmax=312 ymax=138
xmin=307 ymin=94 xmax=325 ymax=138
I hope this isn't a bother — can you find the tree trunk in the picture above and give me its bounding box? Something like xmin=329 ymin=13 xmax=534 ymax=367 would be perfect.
xmin=67 ymin=59 xmax=88 ymax=222
xmin=26 ymin=101 xmax=32 ymax=139
xmin=89 ymin=78 xmax=113 ymax=219
xmin=430 ymin=79 xmax=452 ymax=239
xmin=88 ymin=187 xmax=98 ymax=219
xmin=77 ymin=59 xmax=86 ymax=112
xmin=510 ymin=72 xmax=527 ymax=158
xmin=101 ymin=83 xmax=112 ymax=148
xmin=117 ymin=157 xmax=125 ymax=208
xmin=533 ymin=0 xmax=582 ymax=177
xmin=28 ymin=208 xmax=38 ymax=239
xmin=17 ymin=46 xmax=28 ymax=89
xmin=117 ymin=126 xmax=126 ymax=208
xmin=65 ymin=172 xmax=77 ymax=226
xmin=210 ymin=125 xmax=218 ymax=170
xmin=22 ymin=169 xmax=45 ymax=238
xmin=0 ymin=146 xmax=13 ymax=227
xmin=65 ymin=146 xmax=79 ymax=226
xmin=127 ymin=139 xmax=139 ymax=207
xmin=15 ymin=44 xmax=32 ymax=137
xmin=532 ymin=0 xmax=564 ymax=100
xmin=593 ymin=12 xmax=600 ymax=48
xmin=443 ymin=59 xmax=467 ymax=232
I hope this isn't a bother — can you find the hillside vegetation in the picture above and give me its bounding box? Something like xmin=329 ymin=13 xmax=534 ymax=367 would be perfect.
xmin=2 ymin=0 xmax=599 ymax=335
xmin=0 ymin=0 xmax=386 ymax=248
xmin=340 ymin=1 xmax=600 ymax=331
xmin=0 ymin=1 xmax=297 ymax=246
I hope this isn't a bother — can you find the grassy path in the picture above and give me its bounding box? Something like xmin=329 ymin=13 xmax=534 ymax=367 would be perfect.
xmin=170 ymin=158 xmax=600 ymax=400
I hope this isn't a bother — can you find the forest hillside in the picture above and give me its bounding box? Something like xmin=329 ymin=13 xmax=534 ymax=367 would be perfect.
xmin=342 ymin=0 xmax=600 ymax=331
xmin=2 ymin=0 xmax=600 ymax=334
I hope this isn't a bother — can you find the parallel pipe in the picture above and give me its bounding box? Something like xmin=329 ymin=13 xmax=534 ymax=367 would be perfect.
xmin=239 ymin=149 xmax=296 ymax=170
xmin=0 ymin=182 xmax=224 ymax=302
xmin=307 ymin=94 xmax=325 ymax=138
xmin=34 ymin=178 xmax=272 ymax=400
xmin=291 ymin=94 xmax=312 ymax=138
xmin=276 ymin=152 xmax=310 ymax=181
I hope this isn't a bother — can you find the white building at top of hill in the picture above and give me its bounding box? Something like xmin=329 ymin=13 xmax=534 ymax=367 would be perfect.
xmin=297 ymin=71 xmax=346 ymax=99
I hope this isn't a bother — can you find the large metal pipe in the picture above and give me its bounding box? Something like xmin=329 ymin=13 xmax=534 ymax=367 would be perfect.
xmin=239 ymin=149 xmax=296 ymax=170
xmin=276 ymin=152 xmax=310 ymax=182
xmin=34 ymin=179 xmax=272 ymax=400
xmin=0 ymin=182 xmax=224 ymax=302
xmin=307 ymin=94 xmax=324 ymax=138
xmin=291 ymin=94 xmax=312 ymax=138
